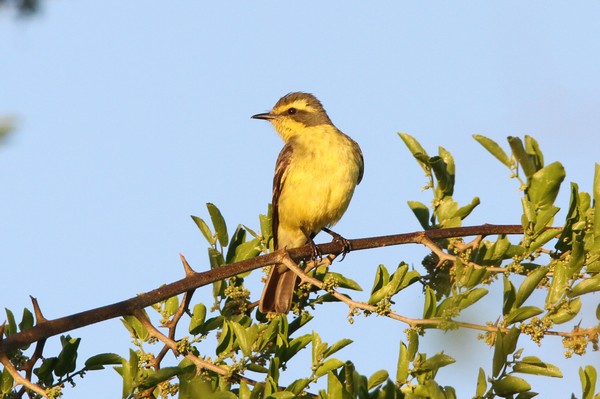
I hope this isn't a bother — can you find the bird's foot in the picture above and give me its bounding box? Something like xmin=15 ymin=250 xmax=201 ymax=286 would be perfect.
xmin=322 ymin=227 xmax=352 ymax=260
xmin=308 ymin=238 xmax=323 ymax=263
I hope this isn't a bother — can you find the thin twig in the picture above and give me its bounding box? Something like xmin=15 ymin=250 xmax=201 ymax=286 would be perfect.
xmin=132 ymin=310 xmax=228 ymax=376
xmin=0 ymin=352 xmax=48 ymax=398
xmin=279 ymin=254 xmax=594 ymax=338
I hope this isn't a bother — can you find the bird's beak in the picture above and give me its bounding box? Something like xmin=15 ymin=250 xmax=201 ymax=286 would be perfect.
xmin=251 ymin=112 xmax=275 ymax=120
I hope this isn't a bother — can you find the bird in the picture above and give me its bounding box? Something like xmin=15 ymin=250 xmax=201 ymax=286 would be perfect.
xmin=251 ymin=92 xmax=364 ymax=313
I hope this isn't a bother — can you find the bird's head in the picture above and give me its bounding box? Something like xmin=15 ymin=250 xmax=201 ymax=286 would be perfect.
xmin=252 ymin=92 xmax=332 ymax=141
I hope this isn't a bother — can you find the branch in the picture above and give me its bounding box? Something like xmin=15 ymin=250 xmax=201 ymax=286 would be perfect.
xmin=279 ymin=254 xmax=593 ymax=339
xmin=0 ymin=352 xmax=48 ymax=398
xmin=1 ymin=224 xmax=524 ymax=353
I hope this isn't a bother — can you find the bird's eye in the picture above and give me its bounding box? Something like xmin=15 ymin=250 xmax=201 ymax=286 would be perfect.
xmin=287 ymin=108 xmax=297 ymax=115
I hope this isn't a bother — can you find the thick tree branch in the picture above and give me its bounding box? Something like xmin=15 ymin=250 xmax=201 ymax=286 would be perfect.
xmin=1 ymin=224 xmax=525 ymax=354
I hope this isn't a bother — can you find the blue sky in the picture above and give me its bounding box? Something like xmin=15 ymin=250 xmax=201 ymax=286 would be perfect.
xmin=1 ymin=2 xmax=599 ymax=397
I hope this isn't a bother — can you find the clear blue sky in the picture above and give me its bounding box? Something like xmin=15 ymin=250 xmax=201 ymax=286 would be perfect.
xmin=1 ymin=2 xmax=599 ymax=398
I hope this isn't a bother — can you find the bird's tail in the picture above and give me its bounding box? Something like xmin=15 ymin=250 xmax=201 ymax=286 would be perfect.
xmin=258 ymin=263 xmax=298 ymax=314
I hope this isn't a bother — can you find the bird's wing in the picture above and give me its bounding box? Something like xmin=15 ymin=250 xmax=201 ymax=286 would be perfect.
xmin=272 ymin=143 xmax=294 ymax=249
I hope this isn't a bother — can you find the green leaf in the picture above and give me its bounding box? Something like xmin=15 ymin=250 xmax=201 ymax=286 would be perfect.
xmin=593 ymin=164 xmax=600 ymax=253
xmin=525 ymin=135 xmax=544 ymax=170
xmin=208 ymin=247 xmax=225 ymax=269
xmin=315 ymin=359 xmax=345 ymax=378
xmin=547 ymin=298 xmax=581 ymax=324
xmin=579 ymin=365 xmax=597 ymax=399
xmin=1 ymin=366 xmax=14 ymax=394
xmin=457 ymin=288 xmax=488 ymax=311
xmin=396 ymin=342 xmax=409 ymax=384
xmin=238 ymin=380 xmax=251 ymax=399
xmin=324 ymin=272 xmax=363 ymax=291
xmin=528 ymin=227 xmax=560 ymax=252
xmin=430 ymin=154 xmax=454 ymax=197
xmin=139 ymin=367 xmax=183 ymax=389
xmin=4 ymin=308 xmax=16 ymax=336
xmin=326 ymin=370 xmax=344 ymax=399
xmin=527 ymin=162 xmax=566 ymax=210
xmin=407 ymin=329 xmax=419 ymax=361
xmin=436 ymin=198 xmax=459 ymax=226
xmin=476 ymin=368 xmax=487 ymax=397
xmin=508 ymin=136 xmax=537 ymax=179
xmin=246 ymin=363 xmax=269 ymax=374
xmin=492 ymin=327 xmax=520 ymax=377
xmin=439 ymin=146 xmax=455 ymax=177
xmin=323 ymin=338 xmax=353 ymax=359
xmin=189 ymin=303 xmax=207 ymax=335
xmin=120 ymin=349 xmax=139 ymax=398
xmin=455 ymin=197 xmax=481 ymax=220
xmin=230 ymin=321 xmax=252 ymax=357
xmin=165 ymin=295 xmax=179 ymax=316
xmin=547 ymin=260 xmax=569 ymax=306
xmin=228 ymin=237 xmax=262 ymax=264
xmin=408 ymin=201 xmax=431 ymax=229
xmin=505 ymin=306 xmax=543 ymax=325
xmin=33 ymin=357 xmax=57 ymax=386
xmin=216 ymin=321 xmax=233 ymax=355
xmin=555 ymin=183 xmax=581 ymax=252
xmin=423 ymin=286 xmax=437 ymax=319
xmin=259 ymin=207 xmax=273 ymax=248
xmin=54 ymin=335 xmax=81 ymax=377
xmin=84 ymin=353 xmax=123 ymax=370
xmin=473 ymin=135 xmax=512 ymax=167
xmin=122 ymin=314 xmax=150 ymax=341
xmin=513 ymin=356 xmax=562 ymax=377
xmin=395 ymin=265 xmax=421 ymax=294
xmin=492 ymin=375 xmax=531 ymax=396
xmin=399 ymin=133 xmax=430 ymax=173
xmin=288 ymin=312 xmax=313 ymax=335
xmin=503 ymin=276 xmax=517 ymax=315
xmin=18 ymin=308 xmax=34 ymax=332
xmin=567 ymin=239 xmax=586 ymax=277
xmin=569 ymin=274 xmax=600 ymax=298
xmin=312 ymin=331 xmax=324 ymax=366
xmin=207 ymin=203 xmax=229 ymax=247
xmin=418 ymin=353 xmax=455 ymax=372
xmin=225 ymin=226 xmax=246 ymax=263
xmin=368 ymin=370 xmax=389 ymax=390
xmin=287 ymin=378 xmax=310 ymax=395
xmin=369 ymin=265 xmax=390 ymax=304
xmin=515 ymin=267 xmax=548 ymax=308
xmin=191 ymin=215 xmax=215 ymax=245
xmin=521 ymin=197 xmax=537 ymax=230
xmin=281 ymin=334 xmax=312 ymax=363
xmin=436 ymin=288 xmax=488 ymax=317
xmin=466 ymin=265 xmax=488 ymax=289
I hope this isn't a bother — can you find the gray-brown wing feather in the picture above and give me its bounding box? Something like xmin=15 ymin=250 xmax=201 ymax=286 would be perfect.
xmin=272 ymin=143 xmax=293 ymax=249
xmin=259 ymin=143 xmax=296 ymax=313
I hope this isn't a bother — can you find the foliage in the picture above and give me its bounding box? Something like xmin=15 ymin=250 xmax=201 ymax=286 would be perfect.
xmin=1 ymin=135 xmax=599 ymax=398
xmin=0 ymin=0 xmax=40 ymax=16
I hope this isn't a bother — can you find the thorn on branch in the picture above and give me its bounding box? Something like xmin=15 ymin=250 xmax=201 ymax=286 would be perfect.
xmin=30 ymin=296 xmax=47 ymax=323
xmin=179 ymin=253 xmax=196 ymax=276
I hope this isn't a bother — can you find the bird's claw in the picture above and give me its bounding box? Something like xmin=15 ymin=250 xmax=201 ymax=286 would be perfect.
xmin=322 ymin=227 xmax=352 ymax=261
xmin=306 ymin=239 xmax=323 ymax=264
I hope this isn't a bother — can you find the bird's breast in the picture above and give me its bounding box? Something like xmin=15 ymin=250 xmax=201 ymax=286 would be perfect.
xmin=276 ymin=128 xmax=361 ymax=241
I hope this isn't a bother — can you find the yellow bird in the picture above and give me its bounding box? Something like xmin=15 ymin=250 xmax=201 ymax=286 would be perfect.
xmin=252 ymin=92 xmax=364 ymax=313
